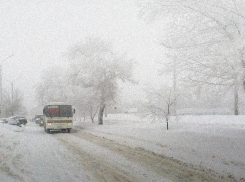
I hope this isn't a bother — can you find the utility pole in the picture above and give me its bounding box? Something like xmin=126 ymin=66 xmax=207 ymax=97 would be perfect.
xmin=12 ymin=83 xmax=13 ymax=110
xmin=0 ymin=64 xmax=2 ymax=118
xmin=10 ymin=76 xmax=22 ymax=116
xmin=173 ymin=58 xmax=176 ymax=116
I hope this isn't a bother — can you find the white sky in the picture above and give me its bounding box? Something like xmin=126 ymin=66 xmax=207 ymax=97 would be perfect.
xmin=0 ymin=0 xmax=166 ymax=111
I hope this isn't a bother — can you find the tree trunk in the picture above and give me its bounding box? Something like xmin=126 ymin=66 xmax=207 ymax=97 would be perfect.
xmin=105 ymin=106 xmax=107 ymax=117
xmin=98 ymin=104 xmax=105 ymax=125
xmin=90 ymin=115 xmax=94 ymax=123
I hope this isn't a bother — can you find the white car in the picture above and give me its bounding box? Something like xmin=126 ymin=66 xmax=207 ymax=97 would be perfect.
xmin=7 ymin=116 xmax=21 ymax=126
xmin=0 ymin=118 xmax=8 ymax=123
xmin=7 ymin=116 xmax=27 ymax=126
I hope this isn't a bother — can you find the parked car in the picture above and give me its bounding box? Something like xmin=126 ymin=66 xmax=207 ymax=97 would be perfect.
xmin=7 ymin=116 xmax=21 ymax=126
xmin=7 ymin=116 xmax=27 ymax=126
xmin=0 ymin=118 xmax=8 ymax=123
xmin=18 ymin=117 xmax=27 ymax=125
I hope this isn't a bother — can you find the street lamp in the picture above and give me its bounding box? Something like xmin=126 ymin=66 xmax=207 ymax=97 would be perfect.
xmin=0 ymin=54 xmax=14 ymax=117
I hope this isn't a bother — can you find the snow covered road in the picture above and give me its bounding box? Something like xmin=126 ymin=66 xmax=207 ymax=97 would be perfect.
xmin=55 ymin=129 xmax=227 ymax=182
xmin=0 ymin=123 xmax=94 ymax=182
xmin=0 ymin=115 xmax=242 ymax=181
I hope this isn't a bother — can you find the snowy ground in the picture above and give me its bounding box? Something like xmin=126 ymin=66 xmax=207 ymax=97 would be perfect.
xmin=75 ymin=114 xmax=245 ymax=181
xmin=0 ymin=122 xmax=95 ymax=182
xmin=0 ymin=114 xmax=245 ymax=181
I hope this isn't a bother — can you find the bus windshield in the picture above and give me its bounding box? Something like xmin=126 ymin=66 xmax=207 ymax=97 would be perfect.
xmin=46 ymin=105 xmax=73 ymax=117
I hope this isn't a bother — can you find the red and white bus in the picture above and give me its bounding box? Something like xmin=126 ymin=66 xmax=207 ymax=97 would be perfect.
xmin=43 ymin=102 xmax=74 ymax=133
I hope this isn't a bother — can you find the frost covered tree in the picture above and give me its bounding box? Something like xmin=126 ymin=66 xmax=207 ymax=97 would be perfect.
xmin=36 ymin=68 xmax=98 ymax=122
xmin=68 ymin=38 xmax=134 ymax=125
xmin=143 ymin=86 xmax=175 ymax=122
xmin=36 ymin=67 xmax=69 ymax=106
xmin=70 ymin=86 xmax=99 ymax=123
xmin=139 ymin=0 xmax=245 ymax=115
xmin=2 ymin=89 xmax=26 ymax=117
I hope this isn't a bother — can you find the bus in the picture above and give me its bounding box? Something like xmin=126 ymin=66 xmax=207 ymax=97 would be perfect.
xmin=43 ymin=102 xmax=74 ymax=133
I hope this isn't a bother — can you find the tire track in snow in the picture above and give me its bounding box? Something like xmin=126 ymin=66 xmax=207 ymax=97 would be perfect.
xmin=56 ymin=136 xmax=142 ymax=182
xmin=54 ymin=130 xmax=231 ymax=182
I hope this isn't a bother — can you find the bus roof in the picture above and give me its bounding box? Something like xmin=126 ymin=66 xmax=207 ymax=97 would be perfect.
xmin=48 ymin=102 xmax=70 ymax=106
